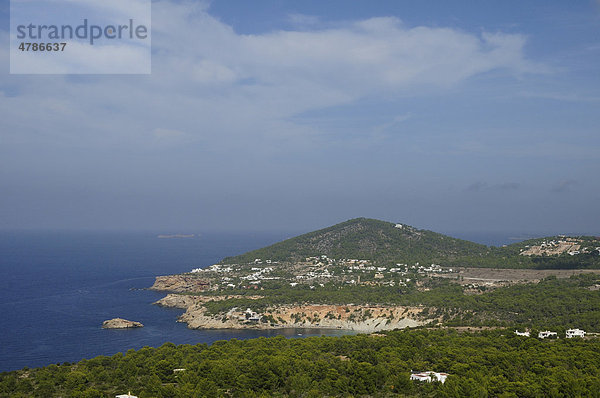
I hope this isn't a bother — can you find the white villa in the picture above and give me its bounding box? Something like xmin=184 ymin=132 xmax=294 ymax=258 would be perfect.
xmin=566 ymin=329 xmax=586 ymax=338
xmin=538 ymin=331 xmax=558 ymax=339
xmin=242 ymin=308 xmax=261 ymax=322
xmin=410 ymin=371 xmax=449 ymax=384
xmin=515 ymin=330 xmax=530 ymax=337
xmin=116 ymin=393 xmax=137 ymax=398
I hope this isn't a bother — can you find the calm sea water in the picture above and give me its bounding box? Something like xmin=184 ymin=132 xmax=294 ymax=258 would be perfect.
xmin=0 ymin=230 xmax=355 ymax=373
xmin=0 ymin=229 xmax=519 ymax=373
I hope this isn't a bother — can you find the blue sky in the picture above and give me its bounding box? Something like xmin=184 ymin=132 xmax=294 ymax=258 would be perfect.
xmin=0 ymin=0 xmax=599 ymax=235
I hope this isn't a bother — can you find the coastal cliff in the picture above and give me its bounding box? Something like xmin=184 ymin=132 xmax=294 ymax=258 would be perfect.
xmin=154 ymin=294 xmax=426 ymax=333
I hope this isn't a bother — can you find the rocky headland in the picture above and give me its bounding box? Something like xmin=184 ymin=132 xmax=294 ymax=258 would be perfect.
xmin=151 ymin=275 xmax=210 ymax=293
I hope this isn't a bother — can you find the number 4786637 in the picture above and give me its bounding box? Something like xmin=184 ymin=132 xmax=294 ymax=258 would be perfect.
xmin=18 ymin=42 xmax=67 ymax=51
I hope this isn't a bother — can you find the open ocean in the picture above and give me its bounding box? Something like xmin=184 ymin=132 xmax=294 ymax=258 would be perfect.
xmin=0 ymin=229 xmax=517 ymax=372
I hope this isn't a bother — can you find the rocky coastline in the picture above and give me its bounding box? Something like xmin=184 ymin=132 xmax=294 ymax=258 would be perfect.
xmin=154 ymin=293 xmax=425 ymax=333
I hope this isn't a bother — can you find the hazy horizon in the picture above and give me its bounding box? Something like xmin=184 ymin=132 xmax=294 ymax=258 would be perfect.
xmin=1 ymin=221 xmax=596 ymax=250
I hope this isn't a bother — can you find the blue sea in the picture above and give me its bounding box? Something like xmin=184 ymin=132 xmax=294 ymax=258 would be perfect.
xmin=0 ymin=229 xmax=520 ymax=373
xmin=0 ymin=230 xmax=355 ymax=373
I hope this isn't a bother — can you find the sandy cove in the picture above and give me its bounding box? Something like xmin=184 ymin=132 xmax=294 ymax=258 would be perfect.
xmin=154 ymin=294 xmax=427 ymax=333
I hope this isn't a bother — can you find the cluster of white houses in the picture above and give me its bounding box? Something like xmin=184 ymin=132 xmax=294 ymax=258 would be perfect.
xmin=191 ymin=254 xmax=460 ymax=292
xmin=515 ymin=329 xmax=586 ymax=339
xmin=191 ymin=264 xmax=232 ymax=273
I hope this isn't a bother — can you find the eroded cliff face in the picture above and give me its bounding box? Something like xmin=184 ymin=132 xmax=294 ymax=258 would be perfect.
xmin=154 ymin=294 xmax=263 ymax=308
xmin=150 ymin=275 xmax=210 ymax=293
xmin=155 ymin=294 xmax=427 ymax=333
xmin=180 ymin=308 xmax=424 ymax=333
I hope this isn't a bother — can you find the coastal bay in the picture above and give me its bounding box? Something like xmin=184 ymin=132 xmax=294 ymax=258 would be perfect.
xmin=0 ymin=230 xmax=308 ymax=372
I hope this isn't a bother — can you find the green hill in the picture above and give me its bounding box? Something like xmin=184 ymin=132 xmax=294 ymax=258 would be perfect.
xmin=221 ymin=218 xmax=600 ymax=268
xmin=221 ymin=218 xmax=489 ymax=265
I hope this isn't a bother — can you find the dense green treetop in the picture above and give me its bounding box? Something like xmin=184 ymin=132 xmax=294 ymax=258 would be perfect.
xmin=3 ymin=328 xmax=600 ymax=397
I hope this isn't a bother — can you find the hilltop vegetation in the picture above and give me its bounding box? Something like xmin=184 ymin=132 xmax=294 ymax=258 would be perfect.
xmin=3 ymin=328 xmax=600 ymax=397
xmin=221 ymin=218 xmax=600 ymax=269
xmin=221 ymin=218 xmax=489 ymax=265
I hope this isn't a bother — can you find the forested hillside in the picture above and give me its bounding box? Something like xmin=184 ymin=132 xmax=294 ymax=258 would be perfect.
xmin=221 ymin=218 xmax=489 ymax=264
xmin=3 ymin=328 xmax=600 ymax=397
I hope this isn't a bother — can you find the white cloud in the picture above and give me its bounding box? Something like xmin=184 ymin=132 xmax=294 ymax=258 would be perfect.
xmin=229 ymin=17 xmax=535 ymax=95
xmin=1 ymin=1 xmax=539 ymax=152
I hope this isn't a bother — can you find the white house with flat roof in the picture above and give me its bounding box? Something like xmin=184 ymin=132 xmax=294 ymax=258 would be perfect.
xmin=538 ymin=331 xmax=558 ymax=339
xmin=410 ymin=371 xmax=449 ymax=384
xmin=515 ymin=330 xmax=530 ymax=337
xmin=566 ymin=329 xmax=585 ymax=338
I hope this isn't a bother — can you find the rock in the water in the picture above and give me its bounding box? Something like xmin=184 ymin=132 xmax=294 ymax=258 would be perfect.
xmin=102 ymin=318 xmax=144 ymax=329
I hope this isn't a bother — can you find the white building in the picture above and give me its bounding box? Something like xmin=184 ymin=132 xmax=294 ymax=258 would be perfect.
xmin=538 ymin=331 xmax=558 ymax=339
xmin=515 ymin=330 xmax=530 ymax=337
xmin=566 ymin=329 xmax=586 ymax=338
xmin=243 ymin=308 xmax=261 ymax=322
xmin=116 ymin=393 xmax=137 ymax=398
xmin=410 ymin=371 xmax=448 ymax=384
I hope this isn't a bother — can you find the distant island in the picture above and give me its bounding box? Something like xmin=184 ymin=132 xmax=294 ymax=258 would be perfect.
xmin=157 ymin=234 xmax=196 ymax=239
xmin=151 ymin=218 xmax=600 ymax=332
